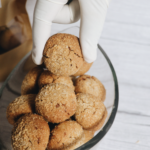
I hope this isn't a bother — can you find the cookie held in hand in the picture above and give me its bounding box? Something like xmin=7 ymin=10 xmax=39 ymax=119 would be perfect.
xmin=73 ymin=61 xmax=93 ymax=76
xmin=43 ymin=33 xmax=84 ymax=76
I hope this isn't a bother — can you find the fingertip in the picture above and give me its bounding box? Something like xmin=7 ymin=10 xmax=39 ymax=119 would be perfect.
xmin=83 ymin=54 xmax=97 ymax=63
xmin=81 ymin=43 xmax=97 ymax=63
xmin=32 ymin=51 xmax=43 ymax=65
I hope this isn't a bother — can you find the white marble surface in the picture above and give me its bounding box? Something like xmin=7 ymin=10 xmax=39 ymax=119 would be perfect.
xmin=1 ymin=0 xmax=150 ymax=149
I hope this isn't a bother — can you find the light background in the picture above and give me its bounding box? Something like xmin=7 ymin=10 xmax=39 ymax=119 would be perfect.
xmin=1 ymin=0 xmax=150 ymax=149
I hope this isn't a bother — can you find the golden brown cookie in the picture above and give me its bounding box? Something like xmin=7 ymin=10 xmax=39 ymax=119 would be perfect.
xmin=90 ymin=109 xmax=108 ymax=132
xmin=21 ymin=66 xmax=43 ymax=95
xmin=75 ymin=75 xmax=106 ymax=101
xmin=6 ymin=94 xmax=36 ymax=125
xmin=52 ymin=73 xmax=75 ymax=90
xmin=11 ymin=114 xmax=50 ymax=150
xmin=35 ymin=83 xmax=76 ymax=123
xmin=73 ymin=61 xmax=93 ymax=76
xmin=83 ymin=130 xmax=95 ymax=143
xmin=75 ymin=93 xmax=106 ymax=129
xmin=43 ymin=33 xmax=84 ymax=76
xmin=62 ymin=130 xmax=94 ymax=150
xmin=38 ymin=70 xmax=75 ymax=90
xmin=38 ymin=70 xmax=53 ymax=88
xmin=47 ymin=120 xmax=83 ymax=150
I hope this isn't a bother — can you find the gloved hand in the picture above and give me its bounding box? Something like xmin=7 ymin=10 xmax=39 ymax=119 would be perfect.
xmin=32 ymin=0 xmax=110 ymax=65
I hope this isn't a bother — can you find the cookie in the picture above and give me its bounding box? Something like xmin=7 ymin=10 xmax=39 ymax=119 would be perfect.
xmin=38 ymin=70 xmax=74 ymax=90
xmin=75 ymin=93 xmax=106 ymax=129
xmin=52 ymin=74 xmax=74 ymax=90
xmin=90 ymin=109 xmax=108 ymax=132
xmin=6 ymin=94 xmax=36 ymax=125
xmin=35 ymin=83 xmax=76 ymax=123
xmin=75 ymin=75 xmax=106 ymax=101
xmin=73 ymin=61 xmax=93 ymax=76
xmin=62 ymin=130 xmax=94 ymax=150
xmin=11 ymin=114 xmax=50 ymax=150
xmin=38 ymin=70 xmax=53 ymax=88
xmin=43 ymin=33 xmax=84 ymax=76
xmin=47 ymin=120 xmax=83 ymax=150
xmin=83 ymin=130 xmax=95 ymax=143
xmin=21 ymin=66 xmax=43 ymax=95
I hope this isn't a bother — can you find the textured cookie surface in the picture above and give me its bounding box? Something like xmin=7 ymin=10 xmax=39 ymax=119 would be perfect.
xmin=38 ymin=70 xmax=53 ymax=88
xmin=90 ymin=109 xmax=108 ymax=132
xmin=62 ymin=130 xmax=94 ymax=150
xmin=75 ymin=93 xmax=106 ymax=129
xmin=21 ymin=66 xmax=43 ymax=95
xmin=38 ymin=70 xmax=74 ymax=90
xmin=73 ymin=61 xmax=93 ymax=76
xmin=75 ymin=75 xmax=106 ymax=101
xmin=11 ymin=114 xmax=50 ymax=150
xmin=6 ymin=94 xmax=36 ymax=125
xmin=35 ymin=83 xmax=76 ymax=123
xmin=43 ymin=33 xmax=84 ymax=76
xmin=47 ymin=120 xmax=83 ymax=150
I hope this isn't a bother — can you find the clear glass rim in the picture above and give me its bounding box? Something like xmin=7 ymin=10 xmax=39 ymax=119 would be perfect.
xmin=75 ymin=44 xmax=119 ymax=150
xmin=0 ymin=44 xmax=119 ymax=150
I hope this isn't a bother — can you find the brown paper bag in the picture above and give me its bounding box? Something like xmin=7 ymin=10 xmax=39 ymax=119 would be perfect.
xmin=0 ymin=0 xmax=32 ymax=81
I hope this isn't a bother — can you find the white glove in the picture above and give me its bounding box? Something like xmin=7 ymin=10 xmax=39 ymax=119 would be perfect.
xmin=32 ymin=0 xmax=110 ymax=65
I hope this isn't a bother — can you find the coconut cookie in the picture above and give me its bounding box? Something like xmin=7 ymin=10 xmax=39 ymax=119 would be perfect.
xmin=43 ymin=33 xmax=84 ymax=76
xmin=21 ymin=66 xmax=43 ymax=95
xmin=47 ymin=120 xmax=83 ymax=150
xmin=75 ymin=75 xmax=106 ymax=101
xmin=73 ymin=61 xmax=93 ymax=76
xmin=75 ymin=93 xmax=106 ymax=129
xmin=35 ymin=83 xmax=76 ymax=123
xmin=38 ymin=70 xmax=74 ymax=90
xmin=11 ymin=114 xmax=50 ymax=150
xmin=6 ymin=94 xmax=36 ymax=125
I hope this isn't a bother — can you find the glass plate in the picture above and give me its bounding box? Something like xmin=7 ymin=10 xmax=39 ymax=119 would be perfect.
xmin=0 ymin=27 xmax=119 ymax=150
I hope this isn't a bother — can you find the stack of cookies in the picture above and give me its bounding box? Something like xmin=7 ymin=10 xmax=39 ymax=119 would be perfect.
xmin=6 ymin=33 xmax=107 ymax=150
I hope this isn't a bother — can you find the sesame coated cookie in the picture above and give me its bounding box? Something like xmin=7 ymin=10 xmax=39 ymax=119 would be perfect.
xmin=75 ymin=75 xmax=106 ymax=101
xmin=47 ymin=120 xmax=83 ymax=150
xmin=6 ymin=94 xmax=36 ymax=125
xmin=73 ymin=61 xmax=93 ymax=76
xmin=35 ymin=83 xmax=76 ymax=123
xmin=11 ymin=114 xmax=50 ymax=150
xmin=21 ymin=66 xmax=43 ymax=95
xmin=38 ymin=70 xmax=74 ymax=90
xmin=75 ymin=93 xmax=106 ymax=129
xmin=43 ymin=33 xmax=84 ymax=76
